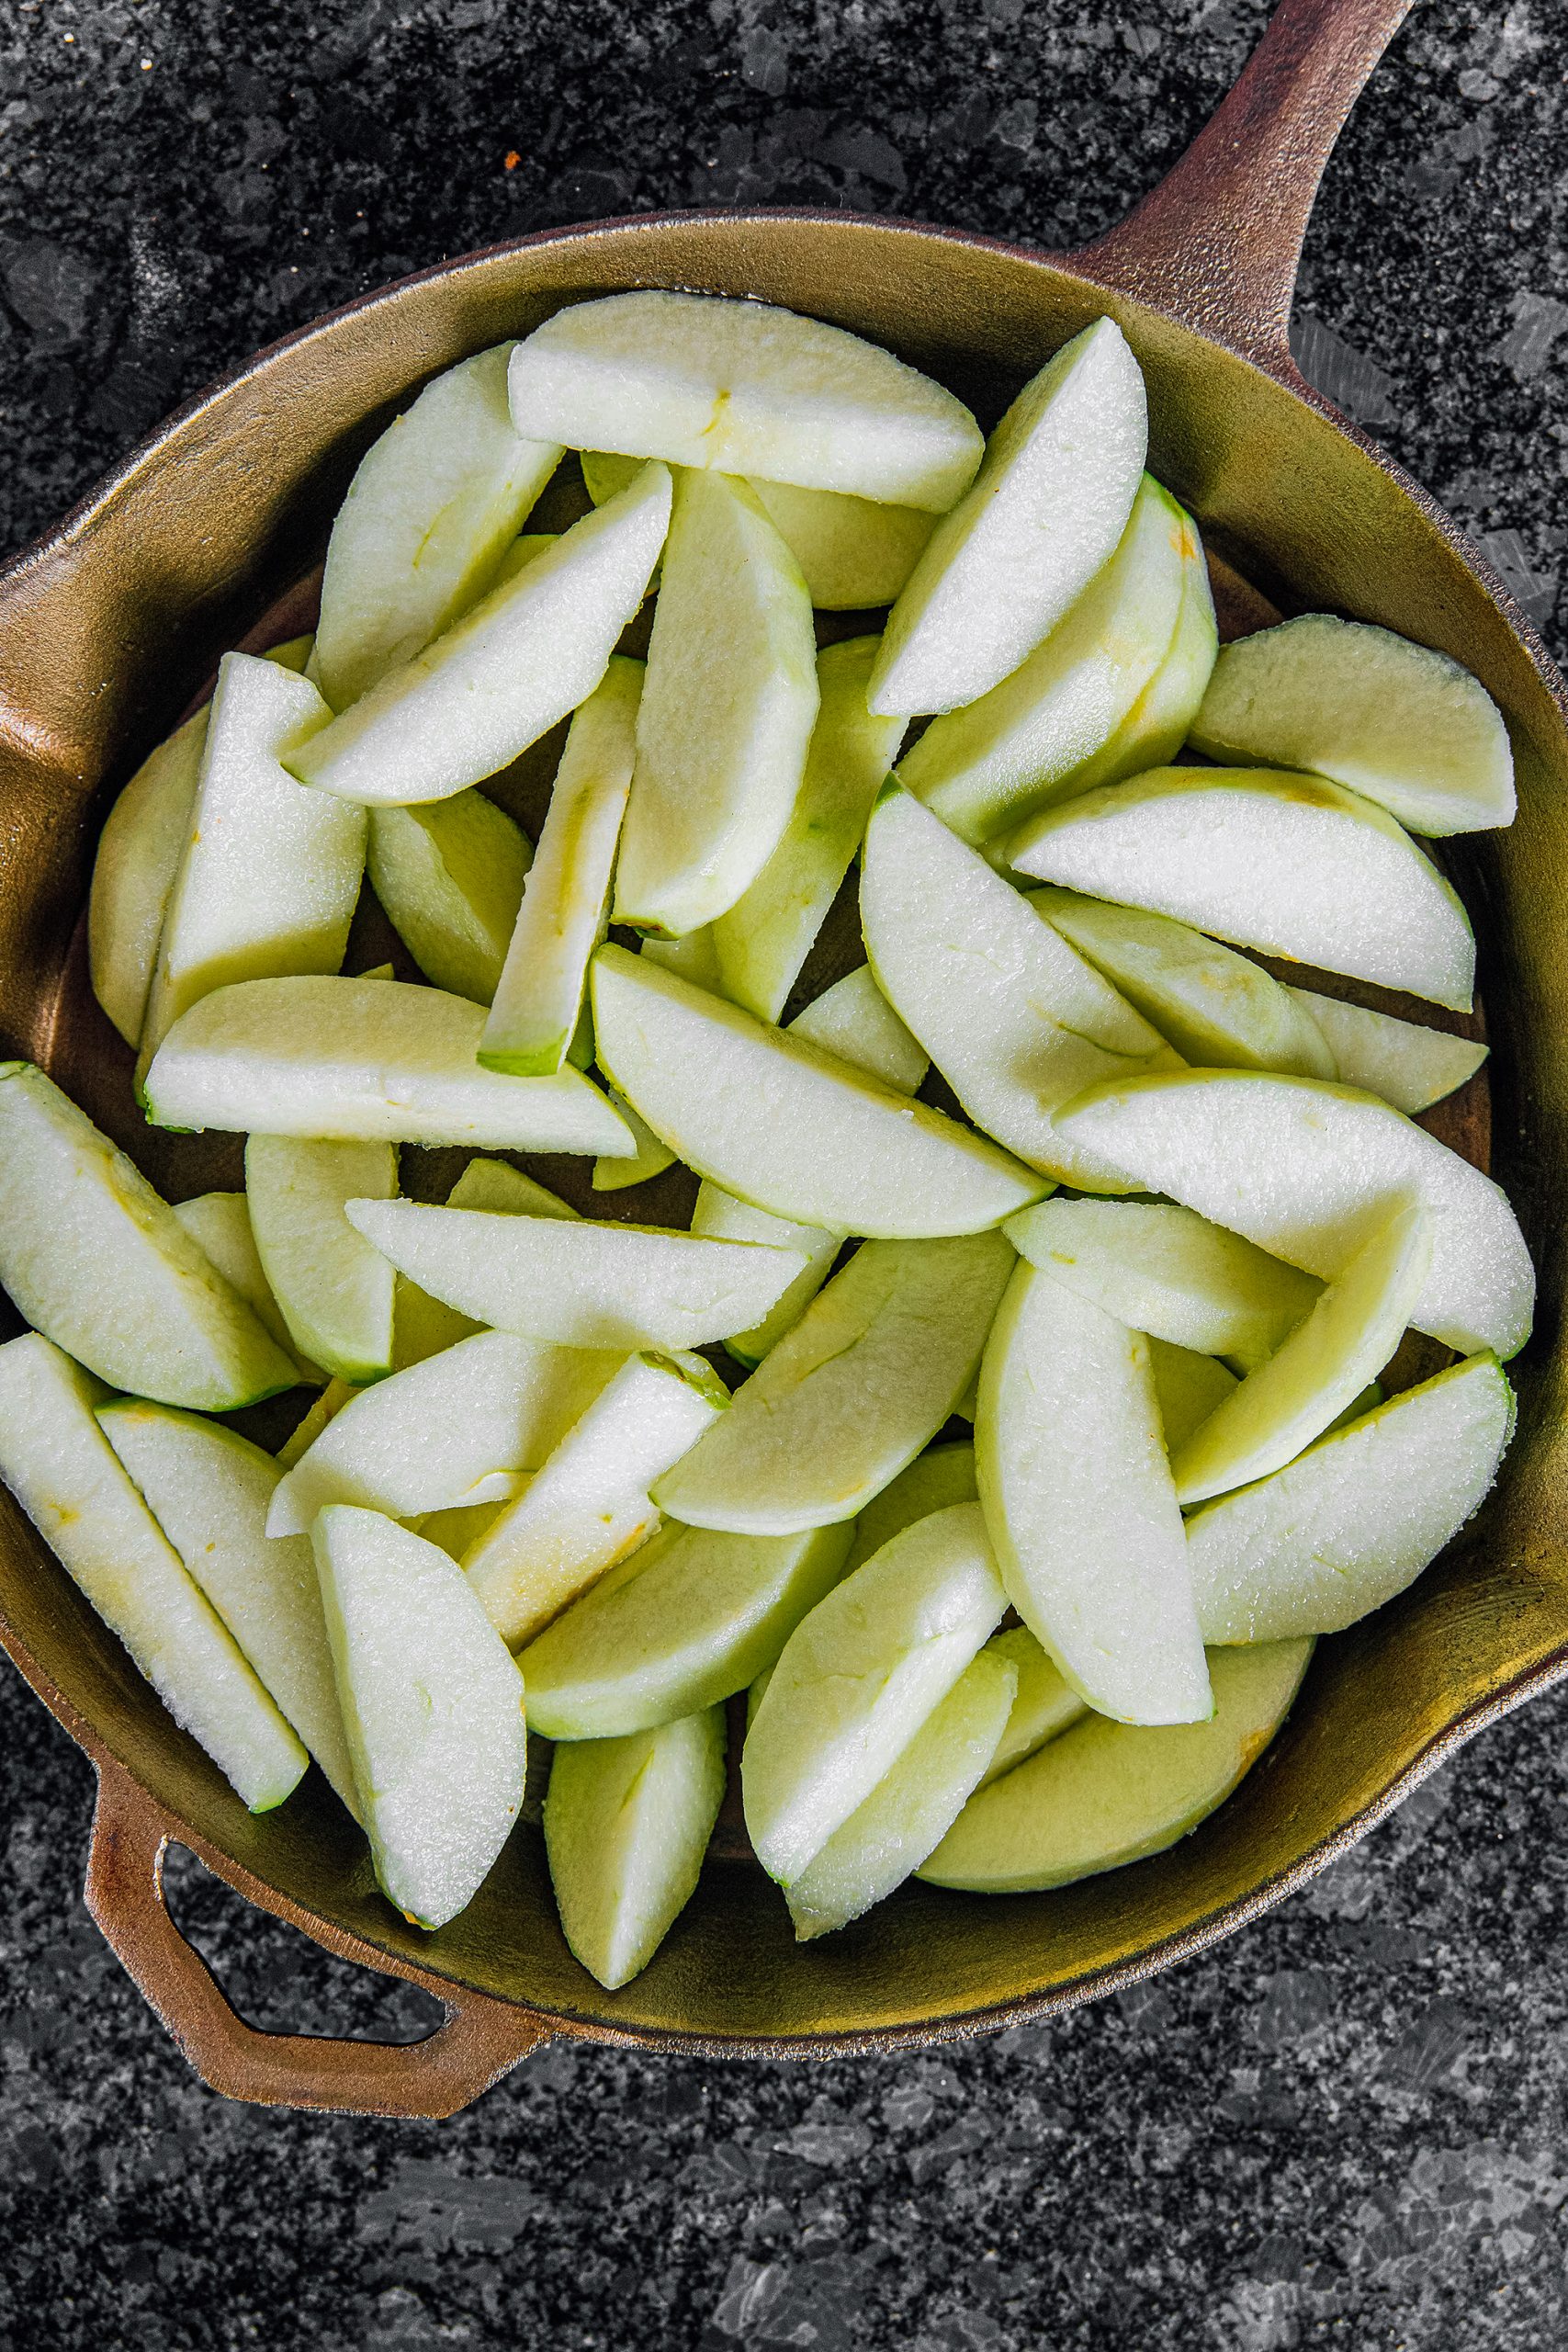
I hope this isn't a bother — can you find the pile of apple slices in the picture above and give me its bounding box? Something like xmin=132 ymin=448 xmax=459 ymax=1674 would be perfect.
xmin=0 ymin=291 xmax=1529 ymax=1991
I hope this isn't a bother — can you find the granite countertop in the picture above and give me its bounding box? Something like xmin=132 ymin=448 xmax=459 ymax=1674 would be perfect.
xmin=1 ymin=3 xmax=1566 ymax=2346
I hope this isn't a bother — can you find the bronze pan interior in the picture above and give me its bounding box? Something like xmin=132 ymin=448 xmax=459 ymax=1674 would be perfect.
xmin=1 ymin=0 xmax=1566 ymax=2117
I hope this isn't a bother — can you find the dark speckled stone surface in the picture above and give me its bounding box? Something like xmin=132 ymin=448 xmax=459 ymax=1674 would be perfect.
xmin=2 ymin=4 xmax=1567 ymax=2346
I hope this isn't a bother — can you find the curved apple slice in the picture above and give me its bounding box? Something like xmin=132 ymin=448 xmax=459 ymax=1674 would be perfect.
xmin=653 ymin=1230 xmax=1015 ymax=1535
xmin=870 ymin=317 xmax=1147 ymax=716
xmin=367 ymin=789 xmax=533 ymax=1007
xmin=88 ymin=707 xmax=209 ymax=1047
xmin=245 ymin=1136 xmax=398 ymax=1386
xmin=589 ymin=943 xmax=1045 ymax=1238
xmin=510 ymin=291 xmax=983 ymax=512
xmin=1010 ymin=766 xmax=1475 ymax=1012
xmin=918 ymin=1639 xmax=1314 ymax=1893
xmin=1188 ymin=1353 xmax=1515 ymax=1642
xmin=1149 ymin=1339 xmax=1239 ymax=1451
xmin=976 ymin=1262 xmax=1211 ymax=1724
xmin=1046 ymin=534 xmax=1218 ymax=797
xmin=1190 ymin=613 xmax=1515 ymax=836
xmin=172 ymin=1191 xmax=321 ymax=1385
xmin=977 ymin=1626 xmax=1087 ymax=1788
xmin=1286 ymin=988 xmax=1487 ymax=1115
xmin=844 ymin=1440 xmax=977 ymax=1575
xmin=1053 ymin=1067 xmax=1534 ymax=1360
xmin=741 ymin=1500 xmax=1007 ymax=1885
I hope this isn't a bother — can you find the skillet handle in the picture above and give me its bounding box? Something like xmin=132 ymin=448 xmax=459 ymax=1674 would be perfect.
xmin=1060 ymin=0 xmax=1416 ymax=376
xmin=84 ymin=1758 xmax=547 ymax=2118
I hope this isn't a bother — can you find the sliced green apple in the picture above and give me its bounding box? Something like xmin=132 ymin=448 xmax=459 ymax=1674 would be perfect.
xmin=741 ymin=1499 xmax=1007 ymax=1884
xmin=1009 ymin=766 xmax=1475 ymax=1012
xmin=1171 ymin=1200 xmax=1429 ymax=1504
xmin=614 ymin=470 xmax=818 ymax=938
xmin=843 ymin=1440 xmax=977 ymax=1575
xmin=276 ymin=1379 xmax=355 ymax=1472
xmin=1190 ymin=613 xmax=1515 ymax=836
xmin=267 ymin=1328 xmax=620 ymax=1535
xmin=976 ymin=1626 xmax=1087 ymax=1788
xmin=1286 ymin=989 xmax=1487 ymax=1115
xmin=919 ymin=1638 xmax=1313 ymax=1892
xmin=460 ymin=1350 xmax=728 ymax=1647
xmin=88 ymin=707 xmax=208 ymax=1047
xmin=1047 ymin=535 xmax=1219 ymax=797
xmin=1053 ymin=1068 xmax=1534 ymax=1359
xmin=520 ymin=1519 xmax=853 ymax=1739
xmin=896 ymin=474 xmax=1190 ymax=845
xmin=137 ymin=652 xmax=364 ymax=1075
xmin=171 ymin=1190 xmax=321 ymax=1385
xmin=1031 ymin=888 xmax=1337 ymax=1080
xmin=1148 ymin=1337 xmax=1239 ymax=1450
xmin=244 ymin=1136 xmax=398 ymax=1386
xmin=709 ymin=637 xmax=905 ymax=1021
xmin=0 ymin=1336 xmax=305 ymax=1810
xmin=1188 ymin=1353 xmax=1514 ymax=1642
xmin=544 ymin=1704 xmax=728 ymax=1990
xmin=312 ymin=1504 xmax=526 ymax=1928
xmin=581 ymin=447 xmax=936 ymax=608
xmin=312 ymin=344 xmax=563 ymax=710
xmin=591 ymin=1090 xmax=677 ymax=1193
xmin=1003 ymin=1198 xmax=1322 ymax=1373
xmin=784 ymin=966 xmax=929 ymax=1094
xmin=976 ymin=1261 xmax=1211 ymax=1724
xmin=510 ymin=291 xmax=983 ymax=512
xmin=390 ymin=1156 xmax=581 ymax=1368
xmin=861 ymin=782 xmax=1174 ymax=1187
xmin=870 ymin=317 xmax=1147 ymax=716
xmin=96 ymin=1399 xmax=358 ymax=1813
xmin=479 ymin=657 xmax=641 ymax=1074
xmin=785 ymin=1645 xmax=1017 ymax=1939
xmin=0 ymin=1063 xmax=295 ymax=1410
xmin=590 ymin=944 xmax=1045 ymax=1238
xmin=343 ymin=1198 xmax=806 ymax=1353
xmin=654 ymin=1230 xmax=1014 ymax=1535
xmin=688 ymin=1191 xmax=840 ymax=1372
xmin=287 ymin=461 xmax=670 ymax=807
xmin=143 ymin=974 xmax=633 ymax=1153
xmin=640 ymin=927 xmax=723 ymax=989
xmin=366 ymin=789 xmax=532 ymax=1005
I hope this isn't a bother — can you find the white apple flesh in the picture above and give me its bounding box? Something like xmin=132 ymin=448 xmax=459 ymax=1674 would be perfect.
xmin=1286 ymin=988 xmax=1487 ymax=1115
xmin=366 ymin=788 xmax=533 ymax=1006
xmin=245 ymin=1136 xmax=399 ymax=1386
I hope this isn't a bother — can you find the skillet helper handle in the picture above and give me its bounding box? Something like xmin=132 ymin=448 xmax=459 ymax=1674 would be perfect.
xmin=1063 ymin=0 xmax=1416 ymax=375
xmin=85 ymin=1759 xmax=547 ymax=2118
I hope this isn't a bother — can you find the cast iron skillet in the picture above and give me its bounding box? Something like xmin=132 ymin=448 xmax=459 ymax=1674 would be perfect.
xmin=0 ymin=0 xmax=1565 ymax=2118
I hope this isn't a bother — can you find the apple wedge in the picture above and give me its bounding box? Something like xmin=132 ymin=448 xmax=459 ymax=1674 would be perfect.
xmin=1286 ymin=989 xmax=1487 ymax=1115
xmin=784 ymin=1645 xmax=1018 ymax=1939
xmin=1009 ymin=767 xmax=1476 ymax=1012
xmin=520 ymin=1520 xmax=853 ymax=1739
xmin=640 ymin=927 xmax=722 ymax=989
xmin=287 ymin=461 xmax=670 ymax=807
xmin=1003 ymin=1199 xmax=1322 ymax=1372
xmin=1170 ymin=1200 xmax=1429 ymax=1503
xmin=591 ymin=1091 xmax=676 ymax=1193
xmin=312 ymin=345 xmax=563 ymax=711
xmin=171 ymin=1191 xmax=322 ymax=1385
xmin=343 ymin=1198 xmax=807 ymax=1352
xmin=88 ymin=707 xmax=208 ymax=1047
xmin=896 ymin=474 xmax=1191 ymax=845
xmin=509 ymin=290 xmax=983 ymax=512
xmin=0 ymin=1063 xmax=296 ymax=1409
xmin=581 ymin=447 xmax=936 ymax=607
xmin=367 ymin=789 xmax=533 ymax=1005
xmin=1046 ymin=534 xmax=1219 ymax=797
xmin=267 ymin=1329 xmax=620 ymax=1534
xmin=137 ymin=652 xmax=365 ymax=1076
xmin=784 ymin=966 xmax=929 ymax=1094
xmin=0 ymin=1336 xmax=306 ymax=1811
xmin=143 ymin=975 xmax=633 ymax=1153
xmin=1190 ymin=613 xmax=1516 ymax=836
xmin=390 ymin=1153 xmax=579 ymax=1369
xmin=741 ymin=1499 xmax=1007 ymax=1884
xmin=1188 ymin=1353 xmax=1514 ymax=1642
xmin=245 ymin=1136 xmax=398 ymax=1386
xmin=312 ymin=1505 xmax=526 ymax=1928
xmin=1149 ymin=1338 xmax=1239 ymax=1450
xmin=710 ymin=637 xmax=906 ymax=1021
xmin=976 ymin=1262 xmax=1211 ymax=1724
xmin=614 ymin=471 xmax=818 ymax=938
xmin=844 ymin=1440 xmax=977 ymax=1574
xmin=590 ymin=943 xmax=1045 ymax=1238
xmin=654 ymin=1230 xmax=1014 ymax=1535
xmin=870 ymin=316 xmax=1147 ymax=717
xmin=96 ymin=1400 xmax=358 ymax=1814
xmin=688 ymin=1191 xmax=841 ymax=1371
xmin=459 ymin=1351 xmax=728 ymax=1646
xmin=1052 ymin=1068 xmax=1535 ymax=1359
xmin=276 ymin=1381 xmax=354 ymax=1473
xmin=544 ymin=1705 xmax=728 ymax=1991
xmin=1031 ymin=888 xmax=1337 ymax=1080
xmin=861 ymin=782 xmax=1174 ymax=1186
xmin=919 ymin=1638 xmax=1314 ymax=1893
xmin=976 ymin=1627 xmax=1087 ymax=1788
xmin=479 ymin=657 xmax=641 ymax=1075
